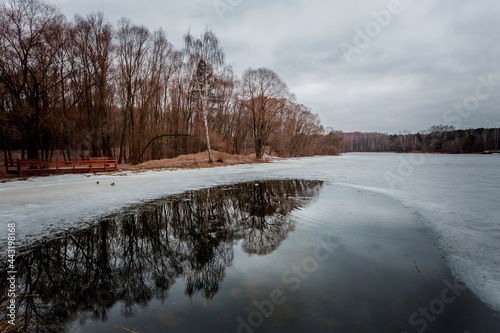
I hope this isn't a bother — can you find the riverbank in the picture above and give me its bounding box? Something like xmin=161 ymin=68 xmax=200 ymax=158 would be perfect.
xmin=0 ymin=150 xmax=278 ymax=183
xmin=119 ymin=150 xmax=276 ymax=171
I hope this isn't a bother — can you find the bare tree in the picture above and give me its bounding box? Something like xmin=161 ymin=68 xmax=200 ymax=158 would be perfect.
xmin=275 ymin=103 xmax=323 ymax=156
xmin=205 ymin=66 xmax=237 ymax=153
xmin=115 ymin=18 xmax=150 ymax=163
xmin=240 ymin=68 xmax=294 ymax=159
xmin=481 ymin=129 xmax=488 ymax=151
xmin=133 ymin=28 xmax=178 ymax=163
xmin=69 ymin=12 xmax=114 ymax=157
xmin=396 ymin=130 xmax=410 ymax=152
xmin=0 ymin=0 xmax=67 ymax=158
xmin=184 ymin=28 xmax=225 ymax=162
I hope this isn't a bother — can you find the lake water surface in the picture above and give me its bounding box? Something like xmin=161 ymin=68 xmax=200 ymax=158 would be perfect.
xmin=1 ymin=154 xmax=499 ymax=332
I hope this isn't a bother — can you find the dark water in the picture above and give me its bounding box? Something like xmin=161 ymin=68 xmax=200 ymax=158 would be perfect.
xmin=1 ymin=179 xmax=499 ymax=333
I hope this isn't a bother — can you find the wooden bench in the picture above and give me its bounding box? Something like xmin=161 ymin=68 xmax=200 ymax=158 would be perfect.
xmin=11 ymin=157 xmax=118 ymax=176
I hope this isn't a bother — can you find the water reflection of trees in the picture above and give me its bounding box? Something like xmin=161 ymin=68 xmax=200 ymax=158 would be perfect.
xmin=0 ymin=179 xmax=323 ymax=332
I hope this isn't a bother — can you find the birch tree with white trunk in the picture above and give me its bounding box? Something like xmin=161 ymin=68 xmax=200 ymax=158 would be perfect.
xmin=184 ymin=28 xmax=225 ymax=162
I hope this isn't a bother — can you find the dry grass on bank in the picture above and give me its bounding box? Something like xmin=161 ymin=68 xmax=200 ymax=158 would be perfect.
xmin=0 ymin=150 xmax=276 ymax=182
xmin=118 ymin=150 xmax=275 ymax=172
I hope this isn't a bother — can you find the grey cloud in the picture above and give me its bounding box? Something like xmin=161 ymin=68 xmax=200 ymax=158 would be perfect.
xmin=59 ymin=0 xmax=500 ymax=133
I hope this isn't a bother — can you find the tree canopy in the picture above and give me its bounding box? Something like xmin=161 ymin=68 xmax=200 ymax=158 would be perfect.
xmin=0 ymin=0 xmax=336 ymax=164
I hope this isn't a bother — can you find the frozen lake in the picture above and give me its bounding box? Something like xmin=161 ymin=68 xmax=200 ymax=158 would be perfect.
xmin=1 ymin=153 xmax=499 ymax=328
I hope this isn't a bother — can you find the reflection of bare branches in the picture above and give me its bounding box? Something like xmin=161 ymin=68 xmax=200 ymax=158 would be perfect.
xmin=242 ymin=214 xmax=295 ymax=255
xmin=237 ymin=180 xmax=322 ymax=255
xmin=0 ymin=179 xmax=323 ymax=332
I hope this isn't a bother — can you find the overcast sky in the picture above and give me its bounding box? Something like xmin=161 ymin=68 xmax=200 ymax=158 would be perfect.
xmin=54 ymin=0 xmax=500 ymax=133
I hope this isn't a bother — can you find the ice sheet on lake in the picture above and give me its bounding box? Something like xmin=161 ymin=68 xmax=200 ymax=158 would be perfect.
xmin=1 ymin=153 xmax=499 ymax=312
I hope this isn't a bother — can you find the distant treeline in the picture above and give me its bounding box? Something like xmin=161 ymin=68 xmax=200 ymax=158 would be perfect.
xmin=0 ymin=0 xmax=340 ymax=165
xmin=340 ymin=125 xmax=500 ymax=153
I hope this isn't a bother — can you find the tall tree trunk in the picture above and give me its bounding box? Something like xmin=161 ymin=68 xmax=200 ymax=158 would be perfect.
xmin=118 ymin=110 xmax=128 ymax=164
xmin=201 ymin=92 xmax=212 ymax=162
xmin=254 ymin=137 xmax=264 ymax=159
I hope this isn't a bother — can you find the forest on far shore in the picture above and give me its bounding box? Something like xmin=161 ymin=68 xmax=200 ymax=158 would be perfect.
xmin=340 ymin=125 xmax=500 ymax=154
xmin=0 ymin=0 xmax=341 ymax=166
